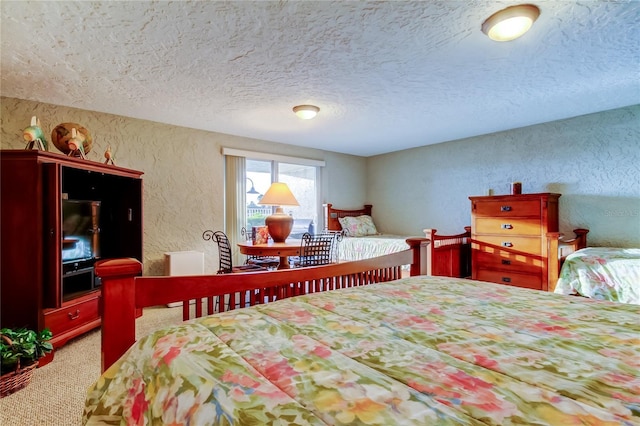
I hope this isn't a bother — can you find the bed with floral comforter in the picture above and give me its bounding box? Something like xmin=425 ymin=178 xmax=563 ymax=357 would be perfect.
xmin=84 ymin=276 xmax=639 ymax=425
xmin=338 ymin=234 xmax=410 ymax=263
xmin=554 ymin=247 xmax=640 ymax=305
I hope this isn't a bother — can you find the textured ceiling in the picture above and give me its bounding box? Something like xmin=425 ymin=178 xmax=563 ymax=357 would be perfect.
xmin=1 ymin=1 xmax=638 ymax=157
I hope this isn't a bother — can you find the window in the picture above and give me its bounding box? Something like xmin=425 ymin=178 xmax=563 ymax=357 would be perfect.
xmin=246 ymin=159 xmax=319 ymax=238
xmin=221 ymin=148 xmax=325 ymax=251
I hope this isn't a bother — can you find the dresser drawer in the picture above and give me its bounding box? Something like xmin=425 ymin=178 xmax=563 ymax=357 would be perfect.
xmin=474 ymin=217 xmax=542 ymax=236
xmin=474 ymin=251 xmax=543 ymax=274
xmin=476 ymin=269 xmax=543 ymax=290
xmin=44 ymin=294 xmax=100 ymax=337
xmin=472 ymin=200 xmax=541 ymax=217
xmin=472 ymin=236 xmax=543 ymax=255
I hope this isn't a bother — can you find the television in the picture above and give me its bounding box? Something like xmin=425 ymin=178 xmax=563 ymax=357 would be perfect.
xmin=61 ymin=200 xmax=101 ymax=264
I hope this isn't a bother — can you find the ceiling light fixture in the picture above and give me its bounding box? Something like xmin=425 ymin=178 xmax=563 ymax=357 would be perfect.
xmin=293 ymin=105 xmax=320 ymax=120
xmin=482 ymin=4 xmax=540 ymax=42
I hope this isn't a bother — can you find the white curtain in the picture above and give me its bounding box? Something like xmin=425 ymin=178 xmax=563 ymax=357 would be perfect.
xmin=224 ymin=155 xmax=247 ymax=266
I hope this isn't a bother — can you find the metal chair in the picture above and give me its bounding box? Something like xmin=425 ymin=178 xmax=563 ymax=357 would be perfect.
xmin=201 ymin=230 xmax=266 ymax=312
xmin=203 ymin=230 xmax=266 ymax=274
xmin=294 ymin=232 xmax=341 ymax=267
xmin=240 ymin=227 xmax=280 ymax=269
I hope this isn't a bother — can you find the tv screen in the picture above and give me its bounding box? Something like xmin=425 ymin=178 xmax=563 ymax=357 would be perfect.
xmin=62 ymin=200 xmax=101 ymax=263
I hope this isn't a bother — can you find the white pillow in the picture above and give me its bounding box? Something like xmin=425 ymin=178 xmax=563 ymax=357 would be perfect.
xmin=338 ymin=215 xmax=379 ymax=237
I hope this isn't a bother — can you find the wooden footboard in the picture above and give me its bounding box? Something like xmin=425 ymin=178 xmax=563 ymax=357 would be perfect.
xmin=547 ymin=228 xmax=589 ymax=292
xmin=96 ymin=238 xmax=430 ymax=372
xmin=423 ymin=227 xmax=471 ymax=278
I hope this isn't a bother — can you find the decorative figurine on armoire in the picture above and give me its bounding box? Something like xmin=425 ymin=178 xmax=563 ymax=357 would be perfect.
xmin=104 ymin=145 xmax=116 ymax=165
xmin=22 ymin=116 xmax=48 ymax=151
xmin=51 ymin=122 xmax=93 ymax=159
xmin=66 ymin=128 xmax=87 ymax=159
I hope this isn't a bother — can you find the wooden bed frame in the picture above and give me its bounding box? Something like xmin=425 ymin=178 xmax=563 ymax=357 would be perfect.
xmin=95 ymin=238 xmax=430 ymax=372
xmin=423 ymin=227 xmax=471 ymax=278
xmin=547 ymin=228 xmax=589 ymax=291
xmin=324 ymin=203 xmax=472 ymax=278
xmin=323 ymin=203 xmax=373 ymax=232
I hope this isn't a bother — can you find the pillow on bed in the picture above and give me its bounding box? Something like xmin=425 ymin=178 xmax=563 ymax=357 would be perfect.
xmin=338 ymin=215 xmax=379 ymax=237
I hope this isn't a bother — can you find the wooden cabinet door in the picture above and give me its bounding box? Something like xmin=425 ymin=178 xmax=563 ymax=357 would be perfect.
xmin=43 ymin=162 xmax=62 ymax=308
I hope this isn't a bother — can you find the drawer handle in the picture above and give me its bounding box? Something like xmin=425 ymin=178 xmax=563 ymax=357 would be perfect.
xmin=501 ymin=259 xmax=511 ymax=265
xmin=500 ymin=206 xmax=512 ymax=212
xmin=501 ymin=224 xmax=513 ymax=229
xmin=502 ymin=277 xmax=512 ymax=283
xmin=68 ymin=309 xmax=80 ymax=320
xmin=502 ymin=242 xmax=513 ymax=247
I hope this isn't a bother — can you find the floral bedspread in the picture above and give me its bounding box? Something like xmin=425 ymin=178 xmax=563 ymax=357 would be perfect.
xmin=554 ymin=247 xmax=640 ymax=305
xmin=84 ymin=276 xmax=640 ymax=425
xmin=338 ymin=234 xmax=409 ymax=263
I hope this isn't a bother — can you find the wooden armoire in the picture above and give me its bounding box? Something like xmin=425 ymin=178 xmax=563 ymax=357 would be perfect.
xmin=0 ymin=150 xmax=143 ymax=355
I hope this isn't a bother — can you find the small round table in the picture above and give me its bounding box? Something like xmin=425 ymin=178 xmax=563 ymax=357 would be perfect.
xmin=237 ymin=240 xmax=301 ymax=269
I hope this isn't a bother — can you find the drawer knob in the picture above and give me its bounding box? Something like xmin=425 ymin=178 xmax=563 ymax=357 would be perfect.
xmin=500 ymin=206 xmax=512 ymax=212
xmin=502 ymin=242 xmax=513 ymax=247
xmin=502 ymin=277 xmax=512 ymax=283
xmin=68 ymin=309 xmax=80 ymax=320
xmin=501 ymin=224 xmax=513 ymax=229
xmin=502 ymin=259 xmax=511 ymax=265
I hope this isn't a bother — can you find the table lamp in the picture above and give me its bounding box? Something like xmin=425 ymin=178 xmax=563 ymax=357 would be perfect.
xmin=258 ymin=182 xmax=299 ymax=242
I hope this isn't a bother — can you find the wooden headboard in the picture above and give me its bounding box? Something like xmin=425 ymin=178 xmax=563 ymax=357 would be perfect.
xmin=324 ymin=203 xmax=373 ymax=232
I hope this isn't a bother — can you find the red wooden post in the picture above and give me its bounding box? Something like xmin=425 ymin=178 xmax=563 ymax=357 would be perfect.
xmin=406 ymin=237 xmax=430 ymax=276
xmin=95 ymin=258 xmax=142 ymax=372
xmin=573 ymin=228 xmax=589 ymax=250
xmin=423 ymin=229 xmax=436 ymax=276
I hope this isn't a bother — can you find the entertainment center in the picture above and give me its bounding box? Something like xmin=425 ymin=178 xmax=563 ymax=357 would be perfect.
xmin=0 ymin=150 xmax=143 ymax=357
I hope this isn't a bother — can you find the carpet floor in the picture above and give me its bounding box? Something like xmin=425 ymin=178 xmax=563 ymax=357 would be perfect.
xmin=0 ymin=306 xmax=182 ymax=425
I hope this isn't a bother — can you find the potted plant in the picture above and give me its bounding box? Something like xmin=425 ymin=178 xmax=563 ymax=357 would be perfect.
xmin=0 ymin=327 xmax=53 ymax=397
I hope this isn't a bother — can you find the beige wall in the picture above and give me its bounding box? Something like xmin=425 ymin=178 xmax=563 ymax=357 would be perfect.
xmin=1 ymin=97 xmax=367 ymax=275
xmin=3 ymin=97 xmax=638 ymax=277
xmin=367 ymin=105 xmax=640 ymax=247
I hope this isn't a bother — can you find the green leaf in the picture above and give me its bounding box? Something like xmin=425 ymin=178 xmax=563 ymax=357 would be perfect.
xmin=1 ymin=327 xmax=54 ymax=371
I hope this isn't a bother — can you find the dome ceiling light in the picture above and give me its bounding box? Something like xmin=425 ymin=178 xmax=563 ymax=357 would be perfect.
xmin=293 ymin=105 xmax=320 ymax=119
xmin=482 ymin=4 xmax=540 ymax=42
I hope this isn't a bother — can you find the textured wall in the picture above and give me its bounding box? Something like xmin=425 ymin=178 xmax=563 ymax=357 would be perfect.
xmin=1 ymin=97 xmax=367 ymax=275
xmin=3 ymin=97 xmax=637 ymax=279
xmin=368 ymin=105 xmax=640 ymax=247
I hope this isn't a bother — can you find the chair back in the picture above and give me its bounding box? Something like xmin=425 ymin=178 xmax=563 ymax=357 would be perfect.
xmin=297 ymin=232 xmax=341 ymax=267
xmin=203 ymin=230 xmax=234 ymax=273
xmin=240 ymin=226 xmax=251 ymax=241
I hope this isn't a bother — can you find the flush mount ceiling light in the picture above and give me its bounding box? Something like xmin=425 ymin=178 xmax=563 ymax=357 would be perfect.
xmin=293 ymin=105 xmax=320 ymax=119
xmin=482 ymin=4 xmax=540 ymax=42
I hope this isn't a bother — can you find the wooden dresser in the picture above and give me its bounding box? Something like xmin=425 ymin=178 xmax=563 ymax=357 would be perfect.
xmin=469 ymin=193 xmax=560 ymax=291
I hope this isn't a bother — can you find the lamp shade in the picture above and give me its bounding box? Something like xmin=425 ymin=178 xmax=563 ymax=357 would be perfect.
xmin=258 ymin=182 xmax=299 ymax=207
